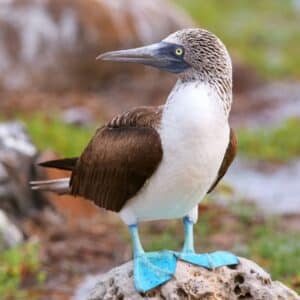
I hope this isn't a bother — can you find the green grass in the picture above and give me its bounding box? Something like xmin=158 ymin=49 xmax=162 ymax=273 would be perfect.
xmin=239 ymin=218 xmax=300 ymax=292
xmin=0 ymin=242 xmax=45 ymax=299
xmin=175 ymin=0 xmax=300 ymax=79
xmin=21 ymin=114 xmax=96 ymax=157
xmin=250 ymin=226 xmax=300 ymax=287
xmin=238 ymin=118 xmax=300 ymax=162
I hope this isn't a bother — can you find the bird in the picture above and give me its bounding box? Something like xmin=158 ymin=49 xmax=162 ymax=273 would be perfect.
xmin=30 ymin=28 xmax=239 ymax=292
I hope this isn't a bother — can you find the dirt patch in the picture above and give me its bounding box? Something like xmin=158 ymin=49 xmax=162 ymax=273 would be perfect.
xmin=22 ymin=209 xmax=127 ymax=300
xmin=0 ymin=73 xmax=174 ymax=121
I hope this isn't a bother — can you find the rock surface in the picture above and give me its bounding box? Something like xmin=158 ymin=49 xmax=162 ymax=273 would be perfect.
xmin=87 ymin=258 xmax=300 ymax=300
xmin=0 ymin=121 xmax=49 ymax=218
xmin=0 ymin=209 xmax=24 ymax=250
xmin=0 ymin=0 xmax=193 ymax=91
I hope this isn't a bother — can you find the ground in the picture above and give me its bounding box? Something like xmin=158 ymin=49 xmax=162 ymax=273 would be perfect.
xmin=2 ymin=196 xmax=300 ymax=299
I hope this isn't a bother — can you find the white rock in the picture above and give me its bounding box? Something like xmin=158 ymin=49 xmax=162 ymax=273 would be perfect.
xmin=0 ymin=121 xmax=48 ymax=218
xmin=0 ymin=122 xmax=37 ymax=156
xmin=61 ymin=107 xmax=94 ymax=127
xmin=85 ymin=258 xmax=300 ymax=300
xmin=0 ymin=209 xmax=23 ymax=250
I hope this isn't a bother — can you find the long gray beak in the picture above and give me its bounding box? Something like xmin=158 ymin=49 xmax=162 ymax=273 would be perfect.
xmin=96 ymin=42 xmax=190 ymax=74
xmin=97 ymin=43 xmax=163 ymax=64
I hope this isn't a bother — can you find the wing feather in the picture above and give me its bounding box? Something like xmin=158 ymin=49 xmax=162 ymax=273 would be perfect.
xmin=70 ymin=106 xmax=163 ymax=212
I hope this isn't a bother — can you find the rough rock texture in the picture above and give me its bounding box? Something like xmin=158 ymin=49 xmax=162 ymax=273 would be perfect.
xmin=0 ymin=209 xmax=24 ymax=250
xmin=0 ymin=0 xmax=193 ymax=91
xmin=0 ymin=121 xmax=49 ymax=218
xmin=87 ymin=258 xmax=300 ymax=300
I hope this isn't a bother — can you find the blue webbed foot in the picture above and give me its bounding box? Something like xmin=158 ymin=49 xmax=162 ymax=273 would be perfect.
xmin=177 ymin=216 xmax=239 ymax=269
xmin=133 ymin=250 xmax=177 ymax=292
xmin=176 ymin=250 xmax=239 ymax=269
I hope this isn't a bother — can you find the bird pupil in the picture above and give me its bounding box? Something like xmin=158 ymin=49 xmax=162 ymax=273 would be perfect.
xmin=176 ymin=48 xmax=183 ymax=55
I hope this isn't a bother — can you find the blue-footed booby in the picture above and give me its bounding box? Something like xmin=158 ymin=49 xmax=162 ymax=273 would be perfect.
xmin=31 ymin=28 xmax=239 ymax=292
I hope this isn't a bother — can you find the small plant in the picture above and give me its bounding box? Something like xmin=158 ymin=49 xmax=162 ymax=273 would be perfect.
xmin=0 ymin=242 xmax=45 ymax=299
xmin=250 ymin=226 xmax=300 ymax=292
xmin=23 ymin=114 xmax=96 ymax=157
xmin=238 ymin=118 xmax=300 ymax=162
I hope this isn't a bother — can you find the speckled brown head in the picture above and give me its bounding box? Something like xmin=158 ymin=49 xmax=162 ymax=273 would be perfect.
xmin=98 ymin=28 xmax=232 ymax=111
xmin=163 ymin=28 xmax=232 ymax=83
xmin=163 ymin=28 xmax=233 ymax=112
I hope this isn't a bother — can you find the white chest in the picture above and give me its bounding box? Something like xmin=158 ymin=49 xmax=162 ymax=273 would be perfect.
xmin=121 ymin=83 xmax=230 ymax=223
xmin=160 ymin=83 xmax=229 ymax=188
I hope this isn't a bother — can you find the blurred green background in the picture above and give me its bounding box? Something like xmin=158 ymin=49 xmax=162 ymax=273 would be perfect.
xmin=177 ymin=0 xmax=300 ymax=78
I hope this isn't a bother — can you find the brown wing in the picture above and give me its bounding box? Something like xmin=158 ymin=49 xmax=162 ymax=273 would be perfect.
xmin=70 ymin=106 xmax=163 ymax=212
xmin=108 ymin=105 xmax=163 ymax=128
xmin=207 ymin=128 xmax=237 ymax=193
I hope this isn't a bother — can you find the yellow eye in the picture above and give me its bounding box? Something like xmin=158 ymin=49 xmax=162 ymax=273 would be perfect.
xmin=175 ymin=47 xmax=183 ymax=56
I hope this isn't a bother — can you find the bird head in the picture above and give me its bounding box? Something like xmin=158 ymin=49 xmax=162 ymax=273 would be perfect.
xmin=97 ymin=28 xmax=232 ymax=83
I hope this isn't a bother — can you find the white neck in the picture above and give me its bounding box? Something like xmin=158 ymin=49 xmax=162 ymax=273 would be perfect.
xmin=162 ymin=80 xmax=229 ymax=131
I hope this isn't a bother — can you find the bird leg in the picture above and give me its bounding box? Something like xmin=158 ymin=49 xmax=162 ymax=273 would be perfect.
xmin=129 ymin=224 xmax=145 ymax=257
xmin=182 ymin=216 xmax=195 ymax=253
xmin=128 ymin=224 xmax=177 ymax=292
xmin=177 ymin=215 xmax=239 ymax=269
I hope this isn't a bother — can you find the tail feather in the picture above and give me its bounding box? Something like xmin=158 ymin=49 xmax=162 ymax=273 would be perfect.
xmin=30 ymin=178 xmax=70 ymax=194
xmin=39 ymin=157 xmax=78 ymax=171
